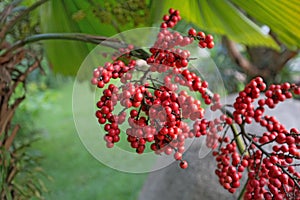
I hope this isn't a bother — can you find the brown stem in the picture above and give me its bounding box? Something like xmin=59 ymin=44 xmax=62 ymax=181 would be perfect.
xmin=1 ymin=33 xmax=149 ymax=60
xmin=9 ymin=58 xmax=41 ymax=98
xmin=222 ymin=37 xmax=269 ymax=77
xmin=0 ymin=96 xmax=24 ymax=137
xmin=0 ymin=0 xmax=21 ymax=26
xmin=4 ymin=124 xmax=20 ymax=150
xmin=0 ymin=0 xmax=49 ymax=40
xmin=274 ymin=49 xmax=297 ymax=72
xmin=2 ymin=33 xmax=121 ymax=56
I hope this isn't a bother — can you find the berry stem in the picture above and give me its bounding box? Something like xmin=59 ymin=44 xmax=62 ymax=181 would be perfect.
xmin=237 ymin=179 xmax=249 ymax=200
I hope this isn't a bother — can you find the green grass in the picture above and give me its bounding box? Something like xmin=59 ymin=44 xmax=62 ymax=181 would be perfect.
xmin=33 ymin=80 xmax=146 ymax=200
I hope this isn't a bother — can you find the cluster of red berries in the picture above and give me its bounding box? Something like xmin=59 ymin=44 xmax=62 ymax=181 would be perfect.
xmin=226 ymin=77 xmax=300 ymax=198
xmin=214 ymin=124 xmax=300 ymax=199
xmin=243 ymin=146 xmax=300 ymax=200
xmin=148 ymin=8 xmax=214 ymax=70
xmin=161 ymin=8 xmax=181 ymax=28
xmin=91 ymin=60 xmax=136 ymax=88
xmin=95 ymin=84 xmax=121 ymax=148
xmin=92 ymin=7 xmax=300 ymax=198
xmin=92 ymin=8 xmax=218 ymax=168
xmin=149 ymin=16 xmax=193 ymax=69
xmin=188 ymin=28 xmax=215 ymax=49
xmin=96 ymin=80 xmax=203 ymax=167
xmin=147 ymin=47 xmax=191 ymax=70
xmin=213 ymin=139 xmax=244 ymax=194
xmin=232 ymin=77 xmax=266 ymax=124
xmin=263 ymin=82 xmax=300 ymax=108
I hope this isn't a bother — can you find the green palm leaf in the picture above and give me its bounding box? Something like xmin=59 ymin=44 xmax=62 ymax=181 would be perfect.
xmin=150 ymin=0 xmax=300 ymax=50
xmin=40 ymin=0 xmax=91 ymax=75
xmin=40 ymin=0 xmax=149 ymax=75
xmin=230 ymin=0 xmax=300 ymax=50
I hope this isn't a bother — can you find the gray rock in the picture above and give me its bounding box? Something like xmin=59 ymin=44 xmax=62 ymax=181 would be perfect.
xmin=138 ymin=95 xmax=300 ymax=200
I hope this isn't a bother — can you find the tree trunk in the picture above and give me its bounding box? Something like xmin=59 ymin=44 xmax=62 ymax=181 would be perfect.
xmin=223 ymin=37 xmax=297 ymax=83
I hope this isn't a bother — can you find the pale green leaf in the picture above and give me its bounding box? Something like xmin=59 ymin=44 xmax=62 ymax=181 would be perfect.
xmin=150 ymin=0 xmax=300 ymax=50
xmin=230 ymin=0 xmax=300 ymax=50
xmin=40 ymin=0 xmax=90 ymax=75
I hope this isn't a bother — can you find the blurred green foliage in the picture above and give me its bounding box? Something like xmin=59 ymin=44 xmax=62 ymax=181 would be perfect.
xmin=32 ymin=80 xmax=146 ymax=200
xmin=40 ymin=0 xmax=151 ymax=75
xmin=5 ymin=63 xmax=61 ymax=199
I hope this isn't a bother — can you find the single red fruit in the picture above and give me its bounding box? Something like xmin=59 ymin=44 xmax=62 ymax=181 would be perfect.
xmin=180 ymin=160 xmax=188 ymax=169
xmin=198 ymin=41 xmax=207 ymax=48
xmin=207 ymin=41 xmax=215 ymax=49
xmin=197 ymin=31 xmax=205 ymax=39
xmin=205 ymin=34 xmax=214 ymax=43
xmin=174 ymin=152 xmax=182 ymax=160
xmin=188 ymin=28 xmax=197 ymax=36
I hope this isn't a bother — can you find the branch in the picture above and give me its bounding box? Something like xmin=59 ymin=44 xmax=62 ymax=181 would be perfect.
xmin=206 ymin=88 xmax=246 ymax=155
xmin=1 ymin=33 xmax=149 ymax=59
xmin=0 ymin=0 xmax=22 ymax=25
xmin=275 ymin=49 xmax=298 ymax=72
xmin=4 ymin=124 xmax=20 ymax=150
xmin=9 ymin=58 xmax=41 ymax=98
xmin=222 ymin=37 xmax=269 ymax=77
xmin=0 ymin=0 xmax=49 ymax=40
xmin=2 ymin=33 xmax=119 ymax=55
xmin=0 ymin=108 xmax=15 ymax=137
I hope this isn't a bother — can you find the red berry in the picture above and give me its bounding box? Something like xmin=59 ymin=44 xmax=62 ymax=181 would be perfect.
xmin=130 ymin=109 xmax=138 ymax=118
xmin=179 ymin=160 xmax=188 ymax=169
xmin=197 ymin=31 xmax=205 ymax=39
xmin=174 ymin=152 xmax=182 ymax=160
xmin=188 ymin=28 xmax=197 ymax=36
xmin=198 ymin=41 xmax=207 ymax=48
xmin=163 ymin=15 xmax=169 ymax=21
xmin=160 ymin=23 xmax=167 ymax=28
xmin=294 ymin=87 xmax=300 ymax=95
xmin=134 ymin=92 xmax=143 ymax=102
xmin=169 ymin=8 xmax=175 ymax=14
xmin=106 ymin=142 xmax=114 ymax=148
xmin=207 ymin=42 xmax=214 ymax=49
xmin=205 ymin=34 xmax=214 ymax=43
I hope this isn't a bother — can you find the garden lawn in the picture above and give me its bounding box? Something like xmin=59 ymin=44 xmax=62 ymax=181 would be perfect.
xmin=33 ymin=80 xmax=146 ymax=200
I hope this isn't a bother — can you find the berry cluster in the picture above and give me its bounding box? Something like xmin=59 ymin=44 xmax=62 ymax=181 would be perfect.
xmin=95 ymin=84 xmax=122 ymax=148
xmin=91 ymin=7 xmax=300 ymax=199
xmin=148 ymin=8 xmax=214 ymax=71
xmin=214 ymin=140 xmax=244 ymax=194
xmin=224 ymin=77 xmax=300 ymax=199
xmin=147 ymin=36 xmax=192 ymax=69
xmin=92 ymin=9 xmax=216 ymax=168
xmin=243 ymin=146 xmax=300 ymax=200
xmin=91 ymin=60 xmax=136 ymax=88
xmin=232 ymin=77 xmax=266 ymax=124
xmin=188 ymin=28 xmax=214 ymax=49
xmin=148 ymin=26 xmax=193 ymax=69
xmin=96 ymin=77 xmax=208 ymax=168
xmin=263 ymin=82 xmax=300 ymax=108
xmin=161 ymin=8 xmax=181 ymax=28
